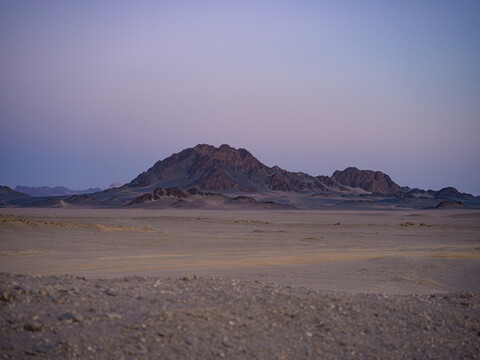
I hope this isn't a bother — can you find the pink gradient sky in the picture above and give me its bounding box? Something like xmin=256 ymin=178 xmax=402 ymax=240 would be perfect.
xmin=1 ymin=1 xmax=479 ymax=194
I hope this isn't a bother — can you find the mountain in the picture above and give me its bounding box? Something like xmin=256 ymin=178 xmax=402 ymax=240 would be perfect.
xmin=431 ymin=187 xmax=476 ymax=201
xmin=435 ymin=200 xmax=468 ymax=209
xmin=128 ymin=144 xmax=347 ymax=193
xmin=14 ymin=186 xmax=102 ymax=197
xmin=0 ymin=185 xmax=30 ymax=199
xmin=108 ymin=182 xmax=123 ymax=189
xmin=331 ymin=167 xmax=403 ymax=195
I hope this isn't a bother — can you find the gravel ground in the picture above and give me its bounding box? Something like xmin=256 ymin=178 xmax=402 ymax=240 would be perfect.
xmin=1 ymin=273 xmax=479 ymax=359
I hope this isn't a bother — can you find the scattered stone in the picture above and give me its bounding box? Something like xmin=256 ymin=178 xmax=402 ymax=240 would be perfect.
xmin=24 ymin=322 xmax=43 ymax=332
xmin=58 ymin=313 xmax=74 ymax=323
xmin=1 ymin=273 xmax=479 ymax=359
xmin=35 ymin=345 xmax=52 ymax=353
xmin=0 ymin=290 xmax=11 ymax=302
xmin=104 ymin=288 xmax=116 ymax=296
xmin=107 ymin=313 xmax=122 ymax=320
xmin=73 ymin=313 xmax=84 ymax=323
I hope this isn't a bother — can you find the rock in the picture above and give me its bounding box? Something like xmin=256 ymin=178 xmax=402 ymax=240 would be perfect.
xmin=107 ymin=313 xmax=122 ymax=320
xmin=58 ymin=313 xmax=74 ymax=323
xmin=104 ymin=288 xmax=116 ymax=296
xmin=24 ymin=322 xmax=43 ymax=332
xmin=0 ymin=290 xmax=11 ymax=302
xmin=73 ymin=313 xmax=84 ymax=323
xmin=35 ymin=345 xmax=52 ymax=353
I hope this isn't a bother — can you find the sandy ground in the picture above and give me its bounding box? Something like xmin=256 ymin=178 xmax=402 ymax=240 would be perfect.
xmin=1 ymin=208 xmax=479 ymax=295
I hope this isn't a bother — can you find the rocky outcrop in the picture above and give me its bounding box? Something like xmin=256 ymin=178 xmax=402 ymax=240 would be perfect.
xmin=331 ymin=167 xmax=403 ymax=195
xmin=64 ymin=195 xmax=99 ymax=204
xmin=433 ymin=187 xmax=475 ymax=200
xmin=435 ymin=200 xmax=468 ymax=209
xmin=127 ymin=186 xmax=291 ymax=209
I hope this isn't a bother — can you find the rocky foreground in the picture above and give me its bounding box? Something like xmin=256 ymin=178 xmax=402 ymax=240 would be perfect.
xmin=0 ymin=273 xmax=479 ymax=359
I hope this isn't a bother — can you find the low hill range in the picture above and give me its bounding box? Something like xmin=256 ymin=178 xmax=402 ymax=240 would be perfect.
xmin=2 ymin=144 xmax=479 ymax=209
xmin=14 ymin=185 xmax=102 ymax=197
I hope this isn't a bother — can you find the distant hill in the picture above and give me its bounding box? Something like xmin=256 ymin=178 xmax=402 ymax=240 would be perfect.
xmin=107 ymin=182 xmax=123 ymax=189
xmin=14 ymin=186 xmax=101 ymax=197
xmin=0 ymin=185 xmax=29 ymax=198
xmin=431 ymin=187 xmax=476 ymax=201
xmin=435 ymin=200 xmax=468 ymax=209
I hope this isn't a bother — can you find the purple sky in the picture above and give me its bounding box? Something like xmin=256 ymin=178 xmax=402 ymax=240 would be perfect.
xmin=1 ymin=1 xmax=479 ymax=194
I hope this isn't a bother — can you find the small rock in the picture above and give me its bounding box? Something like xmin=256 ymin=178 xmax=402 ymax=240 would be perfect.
xmin=104 ymin=288 xmax=116 ymax=296
xmin=24 ymin=322 xmax=43 ymax=332
xmin=35 ymin=345 xmax=52 ymax=354
xmin=58 ymin=313 xmax=74 ymax=323
xmin=0 ymin=290 xmax=11 ymax=302
xmin=73 ymin=313 xmax=84 ymax=323
xmin=107 ymin=313 xmax=122 ymax=320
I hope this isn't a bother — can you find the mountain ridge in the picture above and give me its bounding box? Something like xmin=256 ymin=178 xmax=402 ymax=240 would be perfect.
xmin=15 ymin=185 xmax=102 ymax=197
xmin=1 ymin=144 xmax=478 ymax=209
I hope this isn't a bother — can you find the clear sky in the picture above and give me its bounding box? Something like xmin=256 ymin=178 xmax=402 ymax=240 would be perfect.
xmin=1 ymin=0 xmax=479 ymax=194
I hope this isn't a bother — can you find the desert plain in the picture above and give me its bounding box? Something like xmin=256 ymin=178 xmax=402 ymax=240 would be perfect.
xmin=1 ymin=208 xmax=479 ymax=358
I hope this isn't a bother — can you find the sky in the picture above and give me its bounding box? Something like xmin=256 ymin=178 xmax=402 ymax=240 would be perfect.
xmin=1 ymin=0 xmax=479 ymax=195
